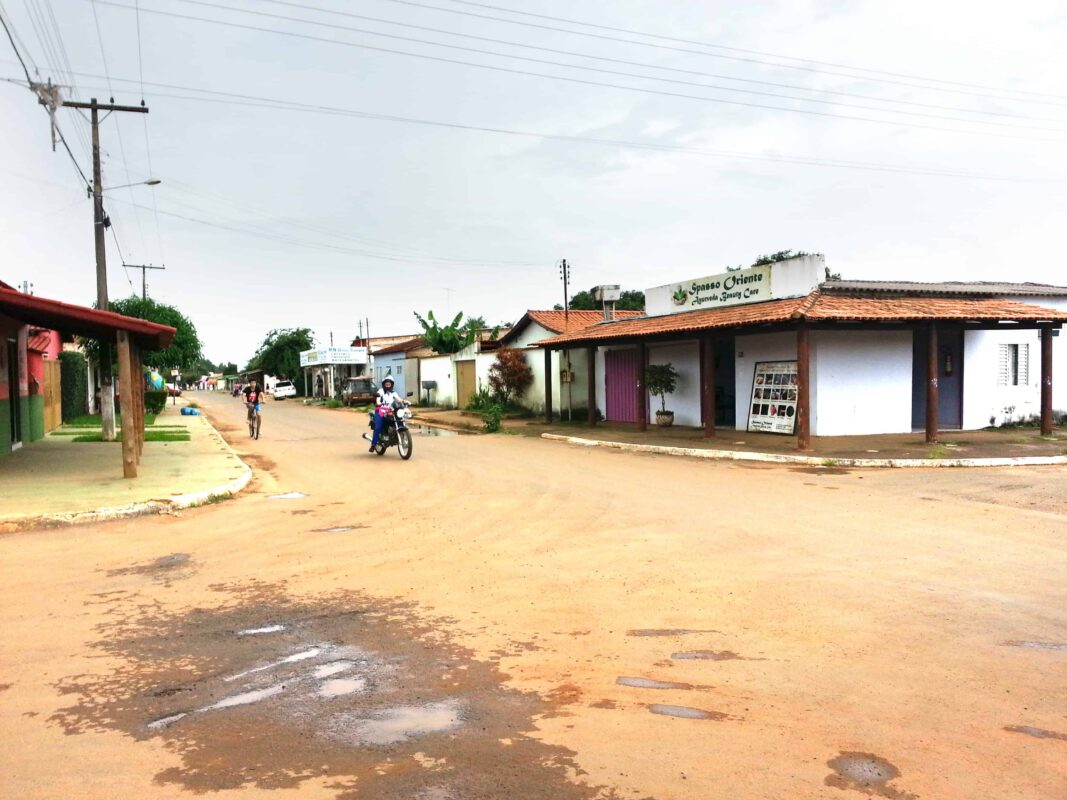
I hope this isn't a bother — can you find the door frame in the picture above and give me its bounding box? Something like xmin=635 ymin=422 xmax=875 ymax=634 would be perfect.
xmin=7 ymin=338 xmax=22 ymax=449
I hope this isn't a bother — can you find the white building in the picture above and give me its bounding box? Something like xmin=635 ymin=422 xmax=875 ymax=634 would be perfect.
xmin=537 ymin=255 xmax=1067 ymax=447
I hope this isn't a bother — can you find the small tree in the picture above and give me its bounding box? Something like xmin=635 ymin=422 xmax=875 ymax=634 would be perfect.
xmin=645 ymin=363 xmax=679 ymax=413
xmin=413 ymin=310 xmax=478 ymax=354
xmin=488 ymin=348 xmax=534 ymax=406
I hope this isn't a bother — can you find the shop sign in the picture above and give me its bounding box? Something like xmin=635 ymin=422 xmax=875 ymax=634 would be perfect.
xmin=747 ymin=360 xmax=798 ymax=435
xmin=299 ymin=347 xmax=368 ymax=367
xmin=666 ymin=264 xmax=772 ymax=311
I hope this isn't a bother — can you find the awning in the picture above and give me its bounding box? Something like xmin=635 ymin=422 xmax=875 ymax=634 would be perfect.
xmin=538 ymin=291 xmax=1067 ymax=348
xmin=0 ymin=285 xmax=175 ymax=350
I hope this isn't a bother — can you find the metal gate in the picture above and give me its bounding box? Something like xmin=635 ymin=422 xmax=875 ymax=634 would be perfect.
xmin=605 ymin=349 xmax=640 ymax=422
xmin=456 ymin=360 xmax=476 ymax=409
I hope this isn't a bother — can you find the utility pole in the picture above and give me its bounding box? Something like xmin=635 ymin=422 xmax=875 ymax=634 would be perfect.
xmin=558 ymin=259 xmax=572 ymax=421
xmin=125 ymin=263 xmax=165 ymax=299
xmin=43 ymin=95 xmax=149 ymax=440
xmin=559 ymin=259 xmax=570 ymax=322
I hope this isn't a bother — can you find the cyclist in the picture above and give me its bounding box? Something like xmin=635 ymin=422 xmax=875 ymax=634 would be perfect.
xmin=243 ymin=379 xmax=266 ymax=430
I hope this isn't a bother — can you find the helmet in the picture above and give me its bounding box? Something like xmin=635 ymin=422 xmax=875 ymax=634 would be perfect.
xmin=382 ymin=375 xmax=395 ymax=387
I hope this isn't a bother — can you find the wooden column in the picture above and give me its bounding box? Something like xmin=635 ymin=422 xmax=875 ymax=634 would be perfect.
xmin=544 ymin=347 xmax=553 ymax=424
xmin=636 ymin=340 xmax=647 ymax=432
xmin=116 ymin=331 xmax=138 ymax=478
xmin=130 ymin=344 xmax=142 ymax=462
xmin=796 ymin=325 xmax=811 ymax=450
xmin=586 ymin=346 xmax=597 ymax=425
xmin=1041 ymin=325 xmax=1054 ymax=436
xmin=926 ymin=322 xmax=939 ymax=444
xmin=702 ymin=335 xmax=716 ymax=438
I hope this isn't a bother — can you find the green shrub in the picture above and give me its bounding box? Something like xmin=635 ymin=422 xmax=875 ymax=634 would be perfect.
xmin=144 ymin=391 xmax=168 ymax=415
xmin=325 ymin=398 xmax=342 ymax=408
xmin=481 ymin=403 xmax=504 ymax=432
xmin=59 ymin=351 xmax=88 ymax=422
xmin=467 ymin=386 xmax=495 ymax=411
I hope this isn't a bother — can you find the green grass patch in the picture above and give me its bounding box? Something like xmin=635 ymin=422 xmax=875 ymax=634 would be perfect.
xmin=64 ymin=412 xmax=158 ymax=427
xmin=926 ymin=443 xmax=951 ymax=460
xmin=71 ymin=430 xmax=191 ymax=443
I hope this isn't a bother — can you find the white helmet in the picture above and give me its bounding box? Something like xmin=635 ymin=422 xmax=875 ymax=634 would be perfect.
xmin=382 ymin=375 xmax=395 ymax=387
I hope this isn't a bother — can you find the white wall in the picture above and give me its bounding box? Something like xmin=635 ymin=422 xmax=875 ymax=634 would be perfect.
xmin=646 ymin=341 xmax=701 ymax=425
xmin=419 ymin=355 xmax=455 ymax=407
xmin=812 ymin=330 xmax=913 ymax=436
xmin=734 ymin=332 xmax=797 ymax=431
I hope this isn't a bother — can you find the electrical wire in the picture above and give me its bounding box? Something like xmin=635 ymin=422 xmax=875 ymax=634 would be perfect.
xmin=4 ymin=72 xmax=1059 ymax=183
xmin=133 ymin=0 xmax=166 ymax=265
xmin=0 ymin=3 xmax=33 ymax=83
xmin=377 ymin=0 xmax=1067 ymax=108
xmin=97 ymin=1 xmax=1067 ymax=144
xmin=246 ymin=0 xmax=1066 ymax=124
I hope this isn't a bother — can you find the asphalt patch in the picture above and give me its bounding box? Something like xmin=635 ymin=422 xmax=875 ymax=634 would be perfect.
xmin=1004 ymin=725 xmax=1067 ymax=741
xmin=106 ymin=554 xmax=194 ymax=584
xmin=48 ymin=582 xmax=623 ymax=799
xmin=626 ymin=628 xmax=719 ymax=637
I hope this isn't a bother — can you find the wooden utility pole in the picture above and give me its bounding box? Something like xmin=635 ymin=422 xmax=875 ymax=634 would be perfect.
xmin=125 ymin=263 xmax=165 ymax=299
xmin=43 ymin=96 xmax=149 ymax=440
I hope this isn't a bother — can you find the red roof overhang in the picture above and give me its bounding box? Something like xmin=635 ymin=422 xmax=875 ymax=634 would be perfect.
xmin=0 ymin=286 xmax=175 ymax=350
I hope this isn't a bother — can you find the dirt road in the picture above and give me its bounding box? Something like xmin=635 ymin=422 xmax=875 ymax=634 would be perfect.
xmin=2 ymin=391 xmax=1065 ymax=799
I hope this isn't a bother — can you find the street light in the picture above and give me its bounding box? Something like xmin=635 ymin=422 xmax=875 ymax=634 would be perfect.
xmin=102 ymin=178 xmax=161 ymax=192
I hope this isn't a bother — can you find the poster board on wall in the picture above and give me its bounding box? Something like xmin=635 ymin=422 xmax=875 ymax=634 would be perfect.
xmin=747 ymin=360 xmax=798 ymax=435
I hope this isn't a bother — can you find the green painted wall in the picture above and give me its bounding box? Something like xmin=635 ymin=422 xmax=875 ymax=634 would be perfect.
xmin=28 ymin=395 xmax=44 ymax=442
xmin=0 ymin=398 xmax=9 ymax=454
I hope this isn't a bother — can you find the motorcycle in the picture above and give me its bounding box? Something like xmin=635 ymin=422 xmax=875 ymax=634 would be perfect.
xmin=363 ymin=400 xmax=414 ymax=459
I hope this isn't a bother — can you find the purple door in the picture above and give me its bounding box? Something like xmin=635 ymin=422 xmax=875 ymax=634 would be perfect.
xmin=605 ymin=349 xmax=639 ymax=423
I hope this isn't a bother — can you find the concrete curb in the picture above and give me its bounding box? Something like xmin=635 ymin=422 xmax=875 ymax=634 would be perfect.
xmin=0 ymin=415 xmax=253 ymax=533
xmin=541 ymin=433 xmax=1067 ymax=469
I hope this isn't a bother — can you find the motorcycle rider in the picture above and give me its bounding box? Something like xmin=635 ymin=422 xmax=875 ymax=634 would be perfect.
xmin=369 ymin=376 xmax=403 ymax=452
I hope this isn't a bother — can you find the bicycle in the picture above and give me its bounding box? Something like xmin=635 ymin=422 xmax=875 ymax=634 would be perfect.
xmin=247 ymin=403 xmax=261 ymax=439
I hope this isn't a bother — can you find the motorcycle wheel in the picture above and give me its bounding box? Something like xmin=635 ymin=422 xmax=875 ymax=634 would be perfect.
xmin=397 ymin=429 xmax=413 ymax=460
xmin=374 ymin=442 xmax=387 ymax=456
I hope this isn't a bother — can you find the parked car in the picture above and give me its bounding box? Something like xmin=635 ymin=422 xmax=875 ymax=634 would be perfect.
xmin=273 ymin=380 xmax=297 ymax=399
xmin=341 ymin=376 xmax=377 ymax=407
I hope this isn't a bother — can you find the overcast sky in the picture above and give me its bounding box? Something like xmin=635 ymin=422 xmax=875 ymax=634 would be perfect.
xmin=2 ymin=0 xmax=1066 ymax=366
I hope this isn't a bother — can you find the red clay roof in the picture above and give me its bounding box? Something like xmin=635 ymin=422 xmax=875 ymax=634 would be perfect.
xmin=373 ymin=337 xmax=427 ymax=355
xmin=0 ymin=285 xmax=176 ymax=350
xmin=527 ymin=309 xmax=644 ymax=334
xmin=538 ymin=292 xmax=1067 ymax=346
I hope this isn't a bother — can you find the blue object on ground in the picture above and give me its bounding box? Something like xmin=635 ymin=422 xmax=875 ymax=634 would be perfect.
xmin=180 ymin=407 xmax=201 ymax=416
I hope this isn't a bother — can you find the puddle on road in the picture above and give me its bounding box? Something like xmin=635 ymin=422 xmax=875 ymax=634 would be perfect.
xmin=647 ymin=704 xmax=728 ymax=720
xmin=616 ymin=677 xmax=695 ymax=690
xmin=311 ymin=525 xmax=368 ymax=534
xmin=1004 ymin=725 xmax=1067 ymax=741
xmin=339 ymin=700 xmax=462 ymax=745
xmin=412 ymin=426 xmax=460 ymax=437
xmin=626 ymin=628 xmax=720 ymax=637
xmin=50 ymin=583 xmax=614 ymax=800
xmin=267 ymin=492 xmax=307 ymax=500
xmin=825 ymin=752 xmax=917 ymax=799
xmin=1003 ymin=640 xmax=1067 ymax=651
xmin=671 ymin=650 xmax=751 ymax=661
xmin=237 ymin=624 xmax=286 ymax=636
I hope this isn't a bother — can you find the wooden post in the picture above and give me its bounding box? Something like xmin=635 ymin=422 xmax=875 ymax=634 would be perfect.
xmin=926 ymin=322 xmax=939 ymax=443
xmin=544 ymin=347 xmax=553 ymax=423
xmin=130 ymin=344 xmax=142 ymax=462
xmin=636 ymin=340 xmax=647 ymax=432
xmin=796 ymin=325 xmax=811 ymax=450
xmin=702 ymin=335 xmax=716 ymax=438
xmin=586 ymin=346 xmax=597 ymax=425
xmin=1041 ymin=325 xmax=1054 ymax=436
xmin=116 ymin=331 xmax=138 ymax=478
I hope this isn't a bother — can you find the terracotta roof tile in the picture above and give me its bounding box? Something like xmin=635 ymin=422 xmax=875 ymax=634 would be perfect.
xmin=538 ymin=292 xmax=1067 ymax=346
xmin=526 ymin=309 xmax=644 ymax=335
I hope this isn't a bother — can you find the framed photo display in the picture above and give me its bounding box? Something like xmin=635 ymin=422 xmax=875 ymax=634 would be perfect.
xmin=747 ymin=361 xmax=798 ymax=435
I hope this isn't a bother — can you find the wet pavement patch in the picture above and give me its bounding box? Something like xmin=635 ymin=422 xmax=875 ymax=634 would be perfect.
xmin=647 ymin=704 xmax=728 ymax=721
xmin=311 ymin=524 xmax=369 ymax=534
xmin=825 ymin=752 xmax=916 ymax=799
xmin=671 ymin=650 xmax=744 ymax=661
xmin=106 ymin=554 xmax=194 ymax=583
xmin=1004 ymin=725 xmax=1067 ymax=741
xmin=626 ymin=628 xmax=719 ymax=637
xmin=1003 ymin=640 xmax=1067 ymax=651
xmin=616 ymin=677 xmax=695 ymax=690
xmin=267 ymin=491 xmax=307 ymax=500
xmin=49 ymin=583 xmax=619 ymax=799
xmin=413 ymin=426 xmax=459 ymax=437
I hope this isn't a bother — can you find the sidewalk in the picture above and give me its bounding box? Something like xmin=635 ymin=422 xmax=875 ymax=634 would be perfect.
xmin=0 ymin=405 xmax=251 ymax=531
xmin=415 ymin=408 xmax=1067 ymax=465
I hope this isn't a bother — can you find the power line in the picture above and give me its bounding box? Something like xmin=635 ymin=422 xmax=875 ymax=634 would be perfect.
xmin=169 ymin=0 xmax=1067 ymax=134
xmin=376 ymin=0 xmax=1067 ymax=108
xmin=5 ymin=72 xmax=1059 ymax=183
xmin=0 ymin=4 xmax=33 ymax=83
xmin=95 ymin=1 xmax=1067 ymax=143
xmin=132 ymin=0 xmax=165 ymax=265
xmin=246 ymin=0 xmax=1064 ymax=124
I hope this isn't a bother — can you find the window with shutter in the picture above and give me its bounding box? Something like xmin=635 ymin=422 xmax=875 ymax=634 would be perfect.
xmin=997 ymin=344 xmax=1029 ymax=386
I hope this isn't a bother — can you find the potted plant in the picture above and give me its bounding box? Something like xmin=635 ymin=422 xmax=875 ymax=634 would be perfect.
xmin=645 ymin=363 xmax=680 ymax=426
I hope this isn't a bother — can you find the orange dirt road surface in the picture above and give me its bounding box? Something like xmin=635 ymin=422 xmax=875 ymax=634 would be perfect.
xmin=2 ymin=390 xmax=1065 ymax=799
